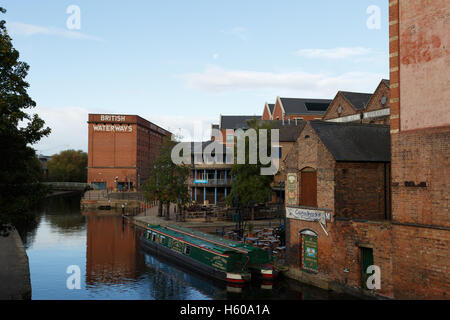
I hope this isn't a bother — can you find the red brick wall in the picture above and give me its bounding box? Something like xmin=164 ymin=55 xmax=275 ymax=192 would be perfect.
xmin=334 ymin=162 xmax=390 ymax=221
xmin=262 ymin=105 xmax=272 ymax=120
xmin=331 ymin=220 xmax=394 ymax=298
xmin=322 ymin=93 xmax=360 ymax=121
xmin=389 ymin=0 xmax=450 ymax=299
xmin=87 ymin=114 xmax=169 ymax=189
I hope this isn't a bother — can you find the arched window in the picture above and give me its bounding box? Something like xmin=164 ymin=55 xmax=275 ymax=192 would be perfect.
xmin=300 ymin=167 xmax=317 ymax=207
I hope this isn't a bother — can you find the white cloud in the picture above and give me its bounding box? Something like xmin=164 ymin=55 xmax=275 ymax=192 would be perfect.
xmin=29 ymin=106 xmax=90 ymax=155
xmin=139 ymin=114 xmax=216 ymax=142
xmin=8 ymin=22 xmax=103 ymax=41
xmin=212 ymin=53 xmax=219 ymax=60
xmin=296 ymin=47 xmax=373 ymax=59
xmin=177 ymin=65 xmax=385 ymax=97
xmin=221 ymin=27 xmax=248 ymax=40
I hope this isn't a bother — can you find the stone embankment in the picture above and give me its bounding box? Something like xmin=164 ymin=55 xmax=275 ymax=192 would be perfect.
xmin=0 ymin=227 xmax=32 ymax=300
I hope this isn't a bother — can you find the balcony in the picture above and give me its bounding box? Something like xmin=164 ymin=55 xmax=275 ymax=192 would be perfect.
xmin=189 ymin=178 xmax=231 ymax=187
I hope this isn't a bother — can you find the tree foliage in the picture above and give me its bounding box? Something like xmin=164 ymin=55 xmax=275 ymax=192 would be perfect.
xmin=228 ymin=119 xmax=275 ymax=211
xmin=0 ymin=7 xmax=51 ymax=233
xmin=47 ymin=149 xmax=87 ymax=182
xmin=142 ymin=139 xmax=189 ymax=220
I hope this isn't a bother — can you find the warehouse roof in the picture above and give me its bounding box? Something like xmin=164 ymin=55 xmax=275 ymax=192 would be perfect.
xmin=279 ymin=97 xmax=332 ymax=115
xmin=310 ymin=121 xmax=390 ymax=162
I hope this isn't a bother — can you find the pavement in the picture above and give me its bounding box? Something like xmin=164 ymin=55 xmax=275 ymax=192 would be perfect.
xmin=0 ymin=227 xmax=32 ymax=300
xmin=133 ymin=203 xmax=282 ymax=233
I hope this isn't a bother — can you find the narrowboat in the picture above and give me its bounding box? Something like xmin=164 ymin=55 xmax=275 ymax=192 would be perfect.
xmin=164 ymin=225 xmax=276 ymax=281
xmin=141 ymin=224 xmax=251 ymax=284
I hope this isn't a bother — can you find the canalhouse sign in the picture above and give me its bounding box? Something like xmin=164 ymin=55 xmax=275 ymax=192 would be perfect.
xmin=286 ymin=206 xmax=332 ymax=222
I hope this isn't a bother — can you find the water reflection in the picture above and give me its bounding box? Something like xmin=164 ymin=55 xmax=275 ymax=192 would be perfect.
xmin=84 ymin=212 xmax=140 ymax=286
xmin=19 ymin=194 xmax=355 ymax=300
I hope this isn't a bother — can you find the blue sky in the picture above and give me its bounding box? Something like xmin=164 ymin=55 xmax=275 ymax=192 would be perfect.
xmin=2 ymin=0 xmax=389 ymax=154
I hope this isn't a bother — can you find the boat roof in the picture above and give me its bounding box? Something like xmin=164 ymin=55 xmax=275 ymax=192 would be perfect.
xmin=166 ymin=224 xmax=265 ymax=254
xmin=146 ymin=224 xmax=236 ymax=255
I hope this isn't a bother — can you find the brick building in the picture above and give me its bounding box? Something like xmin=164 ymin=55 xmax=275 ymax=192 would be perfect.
xmin=283 ymin=121 xmax=393 ymax=297
xmin=262 ymin=102 xmax=275 ymax=120
xmin=388 ymin=0 xmax=450 ymax=299
xmin=87 ymin=114 xmax=171 ymax=190
xmin=323 ymin=80 xmax=391 ymax=125
xmin=272 ymin=97 xmax=332 ymax=121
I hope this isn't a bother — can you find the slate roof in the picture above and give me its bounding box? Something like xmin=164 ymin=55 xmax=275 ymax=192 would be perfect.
xmin=279 ymin=98 xmax=332 ymax=115
xmin=220 ymin=115 xmax=261 ymax=129
xmin=381 ymin=79 xmax=390 ymax=87
xmin=256 ymin=119 xmax=307 ymax=142
xmin=267 ymin=103 xmax=275 ymax=114
xmin=340 ymin=91 xmax=373 ymax=110
xmin=310 ymin=121 xmax=390 ymax=162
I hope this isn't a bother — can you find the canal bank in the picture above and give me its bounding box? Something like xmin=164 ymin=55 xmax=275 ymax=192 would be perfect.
xmin=0 ymin=226 xmax=32 ymax=300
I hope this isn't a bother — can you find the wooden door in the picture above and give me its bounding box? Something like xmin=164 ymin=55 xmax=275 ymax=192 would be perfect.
xmin=301 ymin=170 xmax=317 ymax=207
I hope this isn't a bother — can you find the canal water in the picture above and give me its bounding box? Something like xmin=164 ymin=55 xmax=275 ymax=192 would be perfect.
xmin=18 ymin=194 xmax=353 ymax=300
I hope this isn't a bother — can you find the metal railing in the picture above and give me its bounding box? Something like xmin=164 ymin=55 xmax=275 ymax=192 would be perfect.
xmin=189 ymin=178 xmax=231 ymax=186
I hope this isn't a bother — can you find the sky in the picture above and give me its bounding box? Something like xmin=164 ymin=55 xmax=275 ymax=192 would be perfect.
xmin=2 ymin=0 xmax=389 ymax=155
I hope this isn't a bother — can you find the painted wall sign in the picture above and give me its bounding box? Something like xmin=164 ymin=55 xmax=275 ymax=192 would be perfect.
xmin=286 ymin=173 xmax=297 ymax=206
xmin=301 ymin=234 xmax=318 ymax=273
xmin=286 ymin=206 xmax=331 ymax=222
xmin=93 ymin=124 xmax=133 ymax=132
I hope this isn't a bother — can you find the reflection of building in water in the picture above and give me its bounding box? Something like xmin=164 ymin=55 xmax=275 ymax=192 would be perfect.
xmin=85 ymin=215 xmax=138 ymax=285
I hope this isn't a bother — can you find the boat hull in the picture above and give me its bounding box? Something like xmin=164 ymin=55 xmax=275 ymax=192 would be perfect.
xmin=140 ymin=236 xmax=250 ymax=284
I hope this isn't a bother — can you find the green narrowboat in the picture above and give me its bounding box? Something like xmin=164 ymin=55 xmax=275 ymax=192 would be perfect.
xmin=141 ymin=224 xmax=251 ymax=284
xmin=165 ymin=225 xmax=276 ymax=281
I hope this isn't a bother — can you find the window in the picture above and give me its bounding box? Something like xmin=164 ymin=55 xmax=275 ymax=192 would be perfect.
xmin=337 ymin=105 xmax=343 ymax=115
xmin=184 ymin=245 xmax=191 ymax=255
xmin=226 ymin=134 xmax=234 ymax=142
xmin=278 ymin=147 xmax=282 ymax=159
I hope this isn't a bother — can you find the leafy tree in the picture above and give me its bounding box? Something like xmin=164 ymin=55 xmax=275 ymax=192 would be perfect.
xmin=47 ymin=149 xmax=87 ymax=182
xmin=142 ymin=139 xmax=189 ymax=220
xmin=227 ymin=119 xmax=275 ymax=220
xmin=0 ymin=7 xmax=51 ymax=234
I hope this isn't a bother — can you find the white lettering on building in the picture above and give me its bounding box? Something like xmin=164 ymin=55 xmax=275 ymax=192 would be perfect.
xmin=93 ymin=124 xmax=133 ymax=132
xmin=100 ymin=115 xmax=126 ymax=122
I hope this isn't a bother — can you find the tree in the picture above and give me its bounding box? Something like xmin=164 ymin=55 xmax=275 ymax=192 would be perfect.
xmin=47 ymin=149 xmax=87 ymax=182
xmin=142 ymin=139 xmax=189 ymax=220
xmin=0 ymin=7 xmax=51 ymax=234
xmin=227 ymin=119 xmax=275 ymax=220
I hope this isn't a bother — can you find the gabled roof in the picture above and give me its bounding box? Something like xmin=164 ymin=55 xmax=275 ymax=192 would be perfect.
xmin=279 ymin=98 xmax=332 ymax=116
xmin=309 ymin=121 xmax=390 ymax=162
xmin=220 ymin=115 xmax=261 ymax=130
xmin=268 ymin=103 xmax=275 ymax=114
xmin=381 ymin=79 xmax=390 ymax=87
xmin=340 ymin=91 xmax=373 ymax=110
